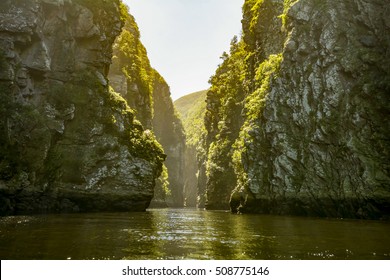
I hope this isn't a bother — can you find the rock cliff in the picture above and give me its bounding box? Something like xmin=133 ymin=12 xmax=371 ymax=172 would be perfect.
xmin=205 ymin=0 xmax=390 ymax=219
xmin=151 ymin=74 xmax=186 ymax=207
xmin=0 ymin=0 xmax=165 ymax=215
xmin=108 ymin=11 xmax=186 ymax=207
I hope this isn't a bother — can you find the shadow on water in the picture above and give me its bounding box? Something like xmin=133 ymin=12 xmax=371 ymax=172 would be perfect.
xmin=0 ymin=208 xmax=389 ymax=260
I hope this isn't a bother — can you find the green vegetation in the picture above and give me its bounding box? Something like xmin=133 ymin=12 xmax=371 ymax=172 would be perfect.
xmin=201 ymin=36 xmax=248 ymax=209
xmin=110 ymin=4 xmax=186 ymax=206
xmin=110 ymin=7 xmax=155 ymax=126
xmin=202 ymin=0 xmax=287 ymax=209
xmin=243 ymin=0 xmax=265 ymax=34
xmin=205 ymin=36 xmax=246 ymax=139
xmin=245 ymin=53 xmax=282 ymax=122
xmin=279 ymin=0 xmax=299 ymax=28
xmin=202 ymin=0 xmax=390 ymax=217
xmin=174 ymin=90 xmax=207 ymax=120
xmin=0 ymin=0 xmax=172 ymax=214
xmin=174 ymin=90 xmax=208 ymax=207
xmin=105 ymin=83 xmax=165 ymax=167
xmin=174 ymin=90 xmax=207 ymax=147
xmin=119 ymin=1 xmax=130 ymax=24
xmin=232 ymin=53 xmax=282 ymax=190
xmin=155 ymin=164 xmax=171 ymax=199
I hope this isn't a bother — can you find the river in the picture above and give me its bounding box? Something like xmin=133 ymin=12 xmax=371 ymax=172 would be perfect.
xmin=0 ymin=208 xmax=389 ymax=260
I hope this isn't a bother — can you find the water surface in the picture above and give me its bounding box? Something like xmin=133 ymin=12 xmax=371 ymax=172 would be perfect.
xmin=0 ymin=208 xmax=389 ymax=259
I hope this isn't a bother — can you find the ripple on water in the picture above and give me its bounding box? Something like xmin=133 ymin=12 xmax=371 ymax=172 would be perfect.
xmin=0 ymin=209 xmax=390 ymax=260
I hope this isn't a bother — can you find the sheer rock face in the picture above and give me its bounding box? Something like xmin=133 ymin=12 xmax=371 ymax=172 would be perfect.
xmin=231 ymin=0 xmax=390 ymax=218
xmin=204 ymin=0 xmax=389 ymax=219
xmin=0 ymin=0 xmax=165 ymax=215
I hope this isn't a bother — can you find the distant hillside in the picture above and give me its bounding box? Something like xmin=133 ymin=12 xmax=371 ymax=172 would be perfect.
xmin=174 ymin=90 xmax=208 ymax=121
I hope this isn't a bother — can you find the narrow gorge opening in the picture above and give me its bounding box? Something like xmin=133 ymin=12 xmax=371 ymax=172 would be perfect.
xmin=117 ymin=0 xmax=390 ymax=218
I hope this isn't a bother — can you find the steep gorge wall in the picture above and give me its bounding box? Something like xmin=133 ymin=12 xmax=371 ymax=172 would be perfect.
xmin=174 ymin=90 xmax=208 ymax=207
xmin=108 ymin=12 xmax=186 ymax=207
xmin=151 ymin=75 xmax=186 ymax=207
xmin=205 ymin=0 xmax=390 ymax=218
xmin=0 ymin=0 xmax=165 ymax=214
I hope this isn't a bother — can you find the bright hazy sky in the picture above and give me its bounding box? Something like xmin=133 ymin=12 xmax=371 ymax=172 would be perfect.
xmin=122 ymin=0 xmax=244 ymax=100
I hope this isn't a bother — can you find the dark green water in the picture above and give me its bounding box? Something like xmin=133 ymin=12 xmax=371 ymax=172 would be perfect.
xmin=0 ymin=208 xmax=389 ymax=260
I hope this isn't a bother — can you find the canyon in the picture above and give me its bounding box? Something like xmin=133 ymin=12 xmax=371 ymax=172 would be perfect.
xmin=0 ymin=0 xmax=389 ymax=220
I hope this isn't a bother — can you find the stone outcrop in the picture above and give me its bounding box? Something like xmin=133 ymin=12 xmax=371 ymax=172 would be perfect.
xmin=205 ymin=0 xmax=390 ymax=219
xmin=108 ymin=12 xmax=186 ymax=207
xmin=0 ymin=0 xmax=165 ymax=215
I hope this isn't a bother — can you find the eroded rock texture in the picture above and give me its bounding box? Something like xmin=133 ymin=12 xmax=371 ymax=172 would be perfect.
xmin=0 ymin=0 xmax=165 ymax=215
xmin=206 ymin=0 xmax=390 ymax=218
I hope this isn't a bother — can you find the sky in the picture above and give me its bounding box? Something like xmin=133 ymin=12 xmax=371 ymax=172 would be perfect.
xmin=122 ymin=0 xmax=244 ymax=101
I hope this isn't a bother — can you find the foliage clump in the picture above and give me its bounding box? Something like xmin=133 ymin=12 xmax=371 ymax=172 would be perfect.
xmin=202 ymin=36 xmax=247 ymax=209
xmin=279 ymin=0 xmax=299 ymax=28
xmin=232 ymin=53 xmax=282 ymax=191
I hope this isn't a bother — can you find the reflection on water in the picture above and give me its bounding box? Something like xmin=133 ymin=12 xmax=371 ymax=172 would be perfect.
xmin=0 ymin=208 xmax=389 ymax=260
